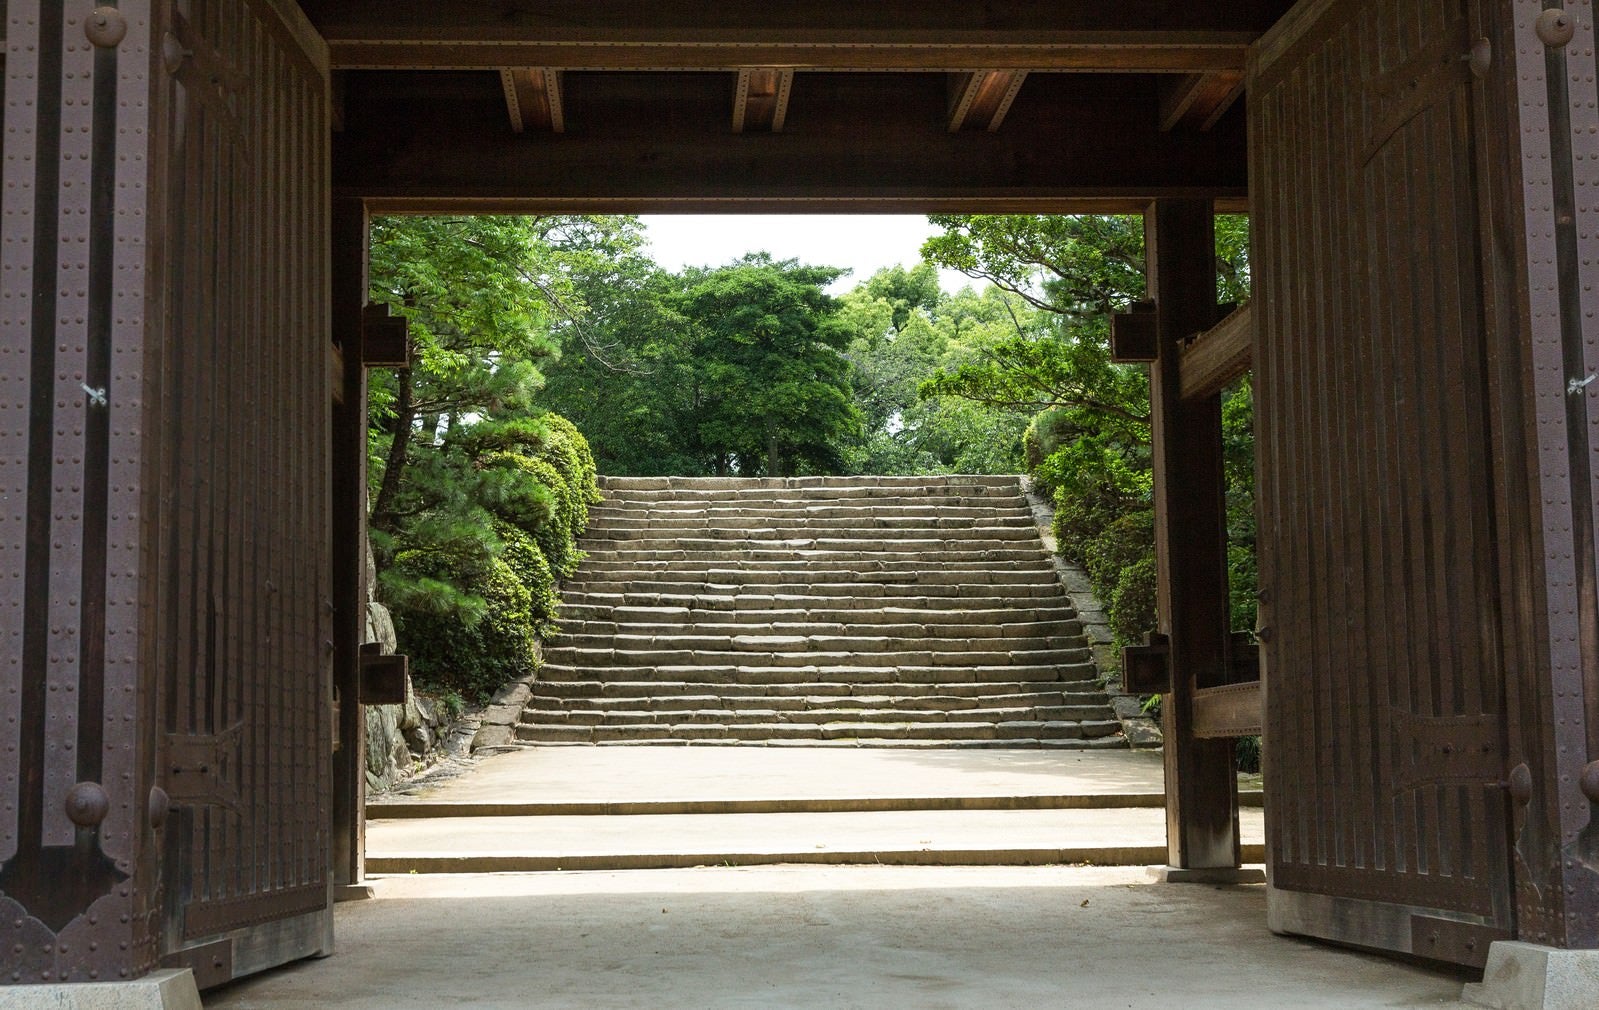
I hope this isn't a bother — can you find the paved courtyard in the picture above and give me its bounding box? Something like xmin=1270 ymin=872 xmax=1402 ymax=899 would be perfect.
xmin=206 ymin=865 xmax=1474 ymax=1009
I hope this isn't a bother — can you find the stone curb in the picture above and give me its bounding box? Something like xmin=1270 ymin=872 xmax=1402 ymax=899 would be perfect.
xmin=1020 ymin=478 xmax=1162 ymax=750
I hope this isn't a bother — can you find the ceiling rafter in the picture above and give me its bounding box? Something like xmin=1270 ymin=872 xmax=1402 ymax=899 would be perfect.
xmin=500 ymin=68 xmax=565 ymax=133
xmin=732 ymin=68 xmax=795 ymax=133
xmin=1158 ymin=71 xmax=1245 ymax=132
xmin=947 ymin=70 xmax=1028 ymax=132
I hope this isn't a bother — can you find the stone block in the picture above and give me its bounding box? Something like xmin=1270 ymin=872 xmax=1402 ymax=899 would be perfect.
xmin=1462 ymin=942 xmax=1599 ymax=1010
xmin=0 ymin=970 xmax=202 ymax=1010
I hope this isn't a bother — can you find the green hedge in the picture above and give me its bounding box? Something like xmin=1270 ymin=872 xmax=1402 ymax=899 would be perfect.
xmin=388 ymin=413 xmax=600 ymax=701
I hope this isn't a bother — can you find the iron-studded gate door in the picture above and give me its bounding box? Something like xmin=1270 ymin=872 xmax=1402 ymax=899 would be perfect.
xmin=149 ymin=0 xmax=335 ymax=986
xmin=1249 ymin=0 xmax=1515 ymax=966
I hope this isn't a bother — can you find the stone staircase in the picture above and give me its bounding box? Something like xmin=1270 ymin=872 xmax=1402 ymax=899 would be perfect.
xmin=516 ymin=475 xmax=1126 ymax=748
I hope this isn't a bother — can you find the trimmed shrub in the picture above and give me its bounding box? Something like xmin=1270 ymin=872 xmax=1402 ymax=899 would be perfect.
xmin=1107 ymin=553 xmax=1158 ymax=646
xmin=388 ymin=551 xmax=537 ymax=702
xmin=497 ymin=523 xmax=560 ymax=639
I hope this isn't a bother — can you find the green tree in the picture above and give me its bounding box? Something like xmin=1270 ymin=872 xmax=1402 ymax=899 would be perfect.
xmin=919 ymin=213 xmax=1254 ymax=645
xmin=366 ymin=215 xmax=617 ymax=697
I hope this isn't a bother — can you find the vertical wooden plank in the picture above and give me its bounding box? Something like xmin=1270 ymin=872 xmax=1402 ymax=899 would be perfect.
xmin=330 ymin=197 xmax=369 ymax=888
xmin=1149 ymin=198 xmax=1240 ymax=871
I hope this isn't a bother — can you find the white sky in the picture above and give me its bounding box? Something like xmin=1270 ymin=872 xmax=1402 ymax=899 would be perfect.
xmin=637 ymin=214 xmax=975 ymax=294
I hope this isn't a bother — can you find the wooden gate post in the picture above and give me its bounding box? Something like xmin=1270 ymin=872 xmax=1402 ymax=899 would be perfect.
xmin=330 ymin=198 xmax=370 ymax=890
xmin=1146 ymin=199 xmax=1241 ymax=870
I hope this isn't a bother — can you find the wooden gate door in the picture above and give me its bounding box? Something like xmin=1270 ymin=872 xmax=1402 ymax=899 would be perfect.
xmin=1249 ymin=0 xmax=1517 ymax=966
xmin=150 ymin=0 xmax=335 ymax=986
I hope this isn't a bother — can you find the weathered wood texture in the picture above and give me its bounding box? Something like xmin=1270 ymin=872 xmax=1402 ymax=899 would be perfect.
xmin=146 ymin=0 xmax=334 ymax=980
xmin=1147 ymin=200 xmax=1241 ymax=871
xmin=1251 ymin=0 xmax=1517 ymax=965
xmin=300 ymin=0 xmax=1291 ymax=71
xmin=335 ymin=71 xmax=1249 ymax=213
xmin=330 ymin=200 xmax=369 ymax=889
xmin=1494 ymin=0 xmax=1599 ymax=951
xmin=0 ymin=0 xmax=160 ymax=984
xmin=1180 ymin=303 xmax=1252 ymax=400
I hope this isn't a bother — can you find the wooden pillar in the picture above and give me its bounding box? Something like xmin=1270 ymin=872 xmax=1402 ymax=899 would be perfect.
xmin=330 ymin=198 xmax=370 ymax=888
xmin=1146 ymin=199 xmax=1241 ymax=869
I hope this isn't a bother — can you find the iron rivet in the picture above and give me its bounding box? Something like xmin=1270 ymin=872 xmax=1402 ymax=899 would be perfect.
xmin=1537 ymin=9 xmax=1577 ymax=48
xmin=84 ymin=7 xmax=127 ymax=48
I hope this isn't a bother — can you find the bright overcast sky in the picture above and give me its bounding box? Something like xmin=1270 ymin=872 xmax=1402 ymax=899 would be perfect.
xmin=637 ymin=214 xmax=974 ymax=294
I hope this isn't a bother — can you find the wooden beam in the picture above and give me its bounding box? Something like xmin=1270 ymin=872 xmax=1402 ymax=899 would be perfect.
xmin=1179 ymin=302 xmax=1252 ymax=400
xmin=1160 ymin=71 xmax=1246 ymax=131
xmin=1191 ymin=682 xmax=1263 ymax=739
xmin=338 ymin=72 xmax=1248 ymax=214
xmin=948 ymin=70 xmax=1028 ymax=132
xmin=733 ymin=68 xmax=795 ymax=132
xmin=301 ymin=0 xmax=1288 ymax=71
xmin=1110 ymin=302 xmax=1159 ymax=362
xmin=500 ymin=68 xmax=565 ymax=133
xmin=1147 ymin=199 xmax=1239 ymax=871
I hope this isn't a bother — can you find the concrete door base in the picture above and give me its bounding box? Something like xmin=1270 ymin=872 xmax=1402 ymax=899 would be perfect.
xmin=0 ymin=969 xmax=200 ymax=1010
xmin=1462 ymin=942 xmax=1599 ymax=1010
xmin=1146 ymin=865 xmax=1267 ymax=885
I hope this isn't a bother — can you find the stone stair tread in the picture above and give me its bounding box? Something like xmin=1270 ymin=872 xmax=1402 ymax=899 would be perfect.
xmin=521 ymin=476 xmax=1125 ymax=749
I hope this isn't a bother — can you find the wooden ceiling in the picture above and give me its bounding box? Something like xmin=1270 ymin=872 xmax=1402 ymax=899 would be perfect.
xmin=302 ymin=1 xmax=1296 ymax=212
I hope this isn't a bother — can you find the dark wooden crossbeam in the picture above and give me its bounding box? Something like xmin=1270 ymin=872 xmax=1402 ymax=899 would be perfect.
xmin=335 ymin=71 xmax=1248 ymax=213
xmin=301 ymin=0 xmax=1290 ymax=71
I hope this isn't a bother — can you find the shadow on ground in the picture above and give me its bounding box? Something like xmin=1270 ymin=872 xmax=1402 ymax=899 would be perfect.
xmin=205 ymin=866 xmax=1471 ymax=1009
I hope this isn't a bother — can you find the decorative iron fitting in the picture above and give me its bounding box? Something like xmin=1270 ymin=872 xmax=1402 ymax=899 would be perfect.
xmin=1390 ymin=709 xmax=1502 ymax=791
xmin=148 ymin=786 xmax=170 ymax=830
xmin=1536 ymin=9 xmax=1577 ymax=48
xmin=84 ymin=7 xmax=128 ymax=48
xmin=64 ymin=781 xmax=110 ymax=828
xmin=163 ymin=724 xmax=244 ymax=812
xmin=1581 ymin=760 xmax=1599 ymax=804
xmin=1508 ymin=762 xmax=1534 ymax=805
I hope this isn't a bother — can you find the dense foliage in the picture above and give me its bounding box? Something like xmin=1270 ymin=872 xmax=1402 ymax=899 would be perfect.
xmin=919 ymin=213 xmax=1256 ymax=648
xmin=540 ymin=255 xmax=863 ymax=477
xmin=366 ymin=216 xmax=615 ymax=699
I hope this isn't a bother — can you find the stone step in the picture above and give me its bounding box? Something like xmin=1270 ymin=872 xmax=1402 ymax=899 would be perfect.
xmin=588 ymin=517 xmax=1036 ymax=533
xmin=560 ymin=591 xmax=1072 ymax=612
xmin=554 ymin=632 xmax=1083 ymax=654
xmin=565 ymin=569 xmax=1059 ymax=590
xmin=561 ymin=620 xmax=1085 ymax=641
xmin=558 ymin=604 xmax=1082 ymax=626
xmin=575 ymin=540 xmax=1048 ymax=556
xmin=526 ymin=689 xmax=1107 ymax=711
xmin=572 ymin=557 xmax=1059 ymax=576
xmin=600 ymin=475 xmax=1023 ymax=491
xmin=531 ymin=680 xmax=1109 ymax=701
xmin=588 ymin=503 xmax=1035 ymax=522
xmin=515 ymin=718 xmax=1122 ymax=744
xmin=598 ymin=490 xmax=1022 ymax=507
xmin=522 ymin=703 xmax=1115 ymax=726
xmin=535 ymin=663 xmax=1099 ymax=685
xmin=562 ymin=583 xmax=1067 ymax=603
xmin=541 ymin=644 xmax=1092 ymax=667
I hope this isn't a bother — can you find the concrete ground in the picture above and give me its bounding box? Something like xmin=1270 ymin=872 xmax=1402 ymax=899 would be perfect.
xmin=205 ymin=865 xmax=1475 ymax=1009
xmin=364 ymin=747 xmax=1266 ymax=871
xmin=369 ymin=746 xmax=1264 ymax=813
